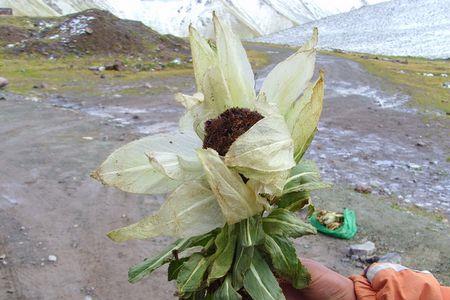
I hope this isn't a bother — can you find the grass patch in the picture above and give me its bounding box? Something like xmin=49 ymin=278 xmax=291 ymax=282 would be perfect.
xmin=0 ymin=47 xmax=270 ymax=95
xmin=390 ymin=202 xmax=448 ymax=223
xmin=0 ymin=15 xmax=41 ymax=29
xmin=0 ymin=54 xmax=189 ymax=94
xmin=322 ymin=50 xmax=450 ymax=114
xmin=246 ymin=49 xmax=270 ymax=69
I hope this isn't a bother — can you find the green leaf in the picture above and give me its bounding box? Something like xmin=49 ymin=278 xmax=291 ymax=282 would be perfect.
xmin=307 ymin=204 xmax=315 ymax=217
xmin=243 ymin=250 xmax=285 ymax=300
xmin=128 ymin=232 xmax=216 ymax=283
xmin=292 ymin=260 xmax=311 ymax=289
xmin=263 ymin=235 xmax=311 ymax=289
xmin=177 ymin=253 xmax=210 ymax=294
xmin=232 ymin=244 xmax=254 ymax=290
xmin=263 ymin=235 xmax=297 ymax=278
xmin=183 ymin=290 xmax=207 ymax=300
xmin=262 ymin=209 xmax=316 ymax=238
xmin=128 ymin=238 xmax=190 ymax=283
xmin=168 ymin=257 xmax=189 ymax=281
xmin=239 ymin=215 xmax=264 ymax=247
xmin=108 ymin=180 xmax=225 ymax=242
xmin=212 ymin=276 xmax=242 ymax=300
xmin=208 ymin=224 xmax=237 ymax=284
xmin=278 ymin=190 xmax=310 ymax=212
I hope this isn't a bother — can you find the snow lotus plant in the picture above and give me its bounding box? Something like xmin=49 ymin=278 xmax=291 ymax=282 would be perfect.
xmin=92 ymin=13 xmax=327 ymax=300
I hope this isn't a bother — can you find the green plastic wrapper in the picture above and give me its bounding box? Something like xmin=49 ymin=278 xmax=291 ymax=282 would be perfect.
xmin=308 ymin=208 xmax=357 ymax=239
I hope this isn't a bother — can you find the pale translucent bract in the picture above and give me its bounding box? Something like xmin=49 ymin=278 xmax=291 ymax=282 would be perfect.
xmin=286 ymin=71 xmax=325 ymax=161
xmin=189 ymin=25 xmax=217 ymax=91
xmin=197 ymin=149 xmax=263 ymax=224
xmin=260 ymin=28 xmax=318 ymax=116
xmin=108 ymin=181 xmax=225 ymax=241
xmin=92 ymin=133 xmax=200 ymax=194
xmin=213 ymin=13 xmax=256 ymax=108
xmin=225 ymin=115 xmax=295 ymax=173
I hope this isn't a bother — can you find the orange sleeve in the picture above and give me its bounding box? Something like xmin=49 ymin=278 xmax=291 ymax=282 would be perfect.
xmin=350 ymin=263 xmax=450 ymax=300
xmin=349 ymin=274 xmax=377 ymax=300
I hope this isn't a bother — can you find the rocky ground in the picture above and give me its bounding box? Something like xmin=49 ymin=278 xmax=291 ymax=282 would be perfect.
xmin=0 ymin=45 xmax=449 ymax=300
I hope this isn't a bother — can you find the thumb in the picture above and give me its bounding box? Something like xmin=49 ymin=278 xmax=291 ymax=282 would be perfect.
xmin=281 ymin=258 xmax=356 ymax=300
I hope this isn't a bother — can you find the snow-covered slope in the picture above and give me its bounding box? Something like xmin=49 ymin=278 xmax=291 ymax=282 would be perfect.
xmin=0 ymin=0 xmax=389 ymax=37
xmin=255 ymin=0 xmax=450 ymax=59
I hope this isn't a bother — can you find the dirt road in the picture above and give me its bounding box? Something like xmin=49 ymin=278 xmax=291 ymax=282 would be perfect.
xmin=1 ymin=45 xmax=449 ymax=299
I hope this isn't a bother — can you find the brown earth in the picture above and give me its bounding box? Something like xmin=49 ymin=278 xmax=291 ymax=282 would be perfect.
xmin=0 ymin=44 xmax=449 ymax=300
xmin=0 ymin=25 xmax=30 ymax=45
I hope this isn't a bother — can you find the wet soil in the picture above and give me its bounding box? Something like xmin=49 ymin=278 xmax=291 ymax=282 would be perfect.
xmin=0 ymin=45 xmax=449 ymax=299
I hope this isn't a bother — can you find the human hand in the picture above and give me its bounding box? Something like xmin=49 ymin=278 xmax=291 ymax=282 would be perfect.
xmin=280 ymin=258 xmax=356 ymax=300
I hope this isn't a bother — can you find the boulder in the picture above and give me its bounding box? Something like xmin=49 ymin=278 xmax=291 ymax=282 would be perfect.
xmin=378 ymin=252 xmax=402 ymax=264
xmin=354 ymin=184 xmax=372 ymax=194
xmin=105 ymin=61 xmax=125 ymax=71
xmin=349 ymin=241 xmax=376 ymax=256
xmin=0 ymin=77 xmax=9 ymax=89
xmin=33 ymin=83 xmax=48 ymax=89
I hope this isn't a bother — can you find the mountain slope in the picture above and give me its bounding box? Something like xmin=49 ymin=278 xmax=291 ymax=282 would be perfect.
xmin=0 ymin=0 xmax=389 ymax=37
xmin=0 ymin=0 xmax=58 ymax=16
xmin=255 ymin=0 xmax=450 ymax=58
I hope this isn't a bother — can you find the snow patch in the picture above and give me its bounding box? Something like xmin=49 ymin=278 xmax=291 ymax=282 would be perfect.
xmin=59 ymin=15 xmax=95 ymax=36
xmin=331 ymin=81 xmax=410 ymax=109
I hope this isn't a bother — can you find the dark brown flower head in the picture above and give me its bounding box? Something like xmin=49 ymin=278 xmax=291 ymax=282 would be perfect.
xmin=203 ymin=107 xmax=263 ymax=156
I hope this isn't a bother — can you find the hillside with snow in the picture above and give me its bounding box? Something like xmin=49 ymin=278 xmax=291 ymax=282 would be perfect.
xmin=255 ymin=0 xmax=450 ymax=59
xmin=0 ymin=0 xmax=389 ymax=37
